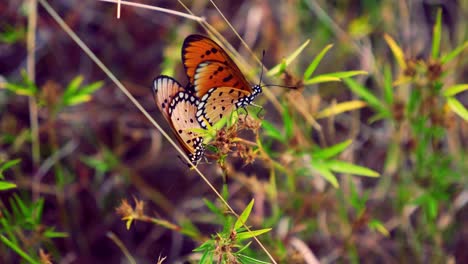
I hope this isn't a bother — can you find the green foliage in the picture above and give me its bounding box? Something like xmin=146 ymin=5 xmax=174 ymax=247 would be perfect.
xmin=0 ymin=24 xmax=26 ymax=44
xmin=0 ymin=194 xmax=67 ymax=263
xmin=194 ymin=199 xmax=271 ymax=263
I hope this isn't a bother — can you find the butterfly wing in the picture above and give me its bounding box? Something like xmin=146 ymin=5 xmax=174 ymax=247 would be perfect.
xmin=153 ymin=76 xmax=185 ymax=121
xmin=153 ymin=76 xmax=205 ymax=164
xmin=182 ymin=34 xmax=252 ymax=96
xmin=196 ymin=86 xmax=251 ymax=128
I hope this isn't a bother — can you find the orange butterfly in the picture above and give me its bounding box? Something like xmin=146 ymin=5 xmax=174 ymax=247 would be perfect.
xmin=152 ymin=76 xmax=205 ymax=165
xmin=182 ymin=35 xmax=262 ymax=128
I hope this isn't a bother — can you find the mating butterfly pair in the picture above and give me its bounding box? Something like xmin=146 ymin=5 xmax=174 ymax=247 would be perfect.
xmin=152 ymin=34 xmax=262 ymax=165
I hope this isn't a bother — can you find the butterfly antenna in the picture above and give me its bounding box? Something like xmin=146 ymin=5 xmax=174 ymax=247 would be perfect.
xmin=258 ymin=50 xmax=266 ymax=85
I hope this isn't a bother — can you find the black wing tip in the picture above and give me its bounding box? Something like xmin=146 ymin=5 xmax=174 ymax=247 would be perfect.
xmin=152 ymin=75 xmax=183 ymax=92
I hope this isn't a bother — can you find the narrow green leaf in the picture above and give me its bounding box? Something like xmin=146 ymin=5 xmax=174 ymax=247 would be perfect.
xmin=317 ymin=71 xmax=368 ymax=79
xmin=303 ymin=75 xmax=341 ymax=85
xmin=303 ymin=44 xmax=334 ymax=79
xmin=237 ymin=253 xmax=271 ymax=263
xmin=343 ymin=78 xmax=388 ymax=115
xmin=77 ymin=81 xmax=104 ymax=96
xmin=0 ymin=159 xmax=21 ymax=177
xmin=0 ymin=181 xmax=17 ymax=190
xmin=0 ymin=235 xmax=40 ymax=264
xmin=383 ymin=34 xmax=407 ymax=69
xmin=34 ymin=198 xmax=45 ymax=225
xmin=64 ymin=75 xmax=84 ymax=95
xmin=261 ymin=120 xmax=285 ymax=143
xmin=368 ymin=219 xmax=389 ymax=237
xmin=66 ymin=94 xmax=93 ymax=106
xmin=267 ymin=39 xmax=310 ymax=76
xmin=310 ymin=160 xmax=339 ymax=188
xmin=203 ymin=199 xmax=224 ymax=218
xmin=236 ymin=228 xmax=271 ymax=241
xmin=383 ymin=65 xmax=394 ymax=105
xmin=441 ymin=41 xmax=468 ymax=64
xmin=312 ymin=140 xmax=352 ymax=159
xmin=3 ymin=82 xmax=35 ymax=96
xmin=327 ymin=160 xmax=380 ymax=177
xmin=281 ymin=105 xmax=293 ymax=140
xmin=446 ymin=97 xmax=468 ymax=121
xmin=431 ymin=9 xmax=442 ymax=59
xmin=199 ymin=251 xmax=214 ymax=264
xmin=443 ymin=84 xmax=468 ymax=97
xmin=235 ymin=199 xmax=254 ymax=230
xmin=44 ymin=229 xmax=68 ymax=238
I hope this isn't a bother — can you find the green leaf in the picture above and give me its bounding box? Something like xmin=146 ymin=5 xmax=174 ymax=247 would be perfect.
xmin=203 ymin=199 xmax=224 ymax=219
xmin=446 ymin=97 xmax=468 ymax=121
xmin=236 ymin=228 xmax=271 ymax=241
xmin=310 ymin=160 xmax=339 ymax=188
xmin=44 ymin=229 xmax=68 ymax=238
xmin=267 ymin=39 xmax=310 ymax=76
xmin=0 ymin=25 xmax=26 ymax=44
xmin=0 ymin=181 xmax=17 ymax=191
xmin=317 ymin=71 xmax=368 ymax=79
xmin=343 ymin=78 xmax=388 ymax=116
xmin=303 ymin=75 xmax=341 ymax=85
xmin=326 ymin=160 xmax=380 ymax=177
xmin=0 ymin=235 xmax=40 ymax=264
xmin=64 ymin=75 xmax=84 ymax=96
xmin=443 ymin=84 xmax=468 ymax=97
xmin=235 ymin=199 xmax=254 ymax=230
xmin=0 ymin=159 xmax=21 ymax=178
xmin=199 ymin=250 xmax=214 ymax=264
xmin=368 ymin=219 xmax=389 ymax=237
xmin=431 ymin=8 xmax=442 ymax=59
xmin=383 ymin=34 xmax=406 ymax=69
xmin=441 ymin=41 xmax=468 ymax=64
xmin=303 ymin=44 xmax=333 ymax=79
xmin=383 ymin=65 xmax=394 ymax=105
xmin=77 ymin=81 xmax=104 ymax=96
xmin=237 ymin=253 xmax=271 ymax=263
xmin=261 ymin=120 xmax=285 ymax=143
xmin=3 ymin=82 xmax=36 ymax=96
xmin=312 ymin=140 xmax=352 ymax=159
xmin=64 ymin=94 xmax=92 ymax=106
xmin=281 ymin=104 xmax=293 ymax=140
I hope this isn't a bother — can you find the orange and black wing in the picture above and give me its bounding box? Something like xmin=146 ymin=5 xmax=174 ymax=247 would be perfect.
xmin=182 ymin=34 xmax=252 ymax=96
xmin=196 ymin=86 xmax=251 ymax=128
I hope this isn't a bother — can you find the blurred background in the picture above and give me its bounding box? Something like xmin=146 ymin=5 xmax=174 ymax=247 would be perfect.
xmin=0 ymin=0 xmax=467 ymax=263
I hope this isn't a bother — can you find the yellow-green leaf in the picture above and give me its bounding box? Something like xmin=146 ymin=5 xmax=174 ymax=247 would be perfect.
xmin=443 ymin=84 xmax=468 ymax=97
xmin=327 ymin=160 xmax=380 ymax=177
xmin=384 ymin=34 xmax=406 ymax=69
xmin=431 ymin=8 xmax=442 ymax=59
xmin=236 ymin=228 xmax=271 ymax=241
xmin=268 ymin=39 xmax=310 ymax=76
xmin=315 ymin=100 xmax=367 ymax=119
xmin=446 ymin=97 xmax=468 ymax=121
xmin=303 ymin=44 xmax=334 ymax=79
xmin=235 ymin=199 xmax=254 ymax=230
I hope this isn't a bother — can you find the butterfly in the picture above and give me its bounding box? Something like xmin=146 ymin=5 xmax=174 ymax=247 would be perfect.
xmin=182 ymin=34 xmax=262 ymax=128
xmin=152 ymin=75 xmax=205 ymax=165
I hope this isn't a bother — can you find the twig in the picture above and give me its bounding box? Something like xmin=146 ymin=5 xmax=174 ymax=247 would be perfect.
xmin=27 ymin=0 xmax=40 ymax=167
xmin=107 ymin=232 xmax=136 ymax=264
xmin=98 ymin=0 xmax=205 ymax=21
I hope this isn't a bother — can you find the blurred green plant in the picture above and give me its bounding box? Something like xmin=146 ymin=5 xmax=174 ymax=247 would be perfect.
xmin=0 ymin=193 xmax=67 ymax=264
xmin=0 ymin=159 xmax=20 ymax=191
